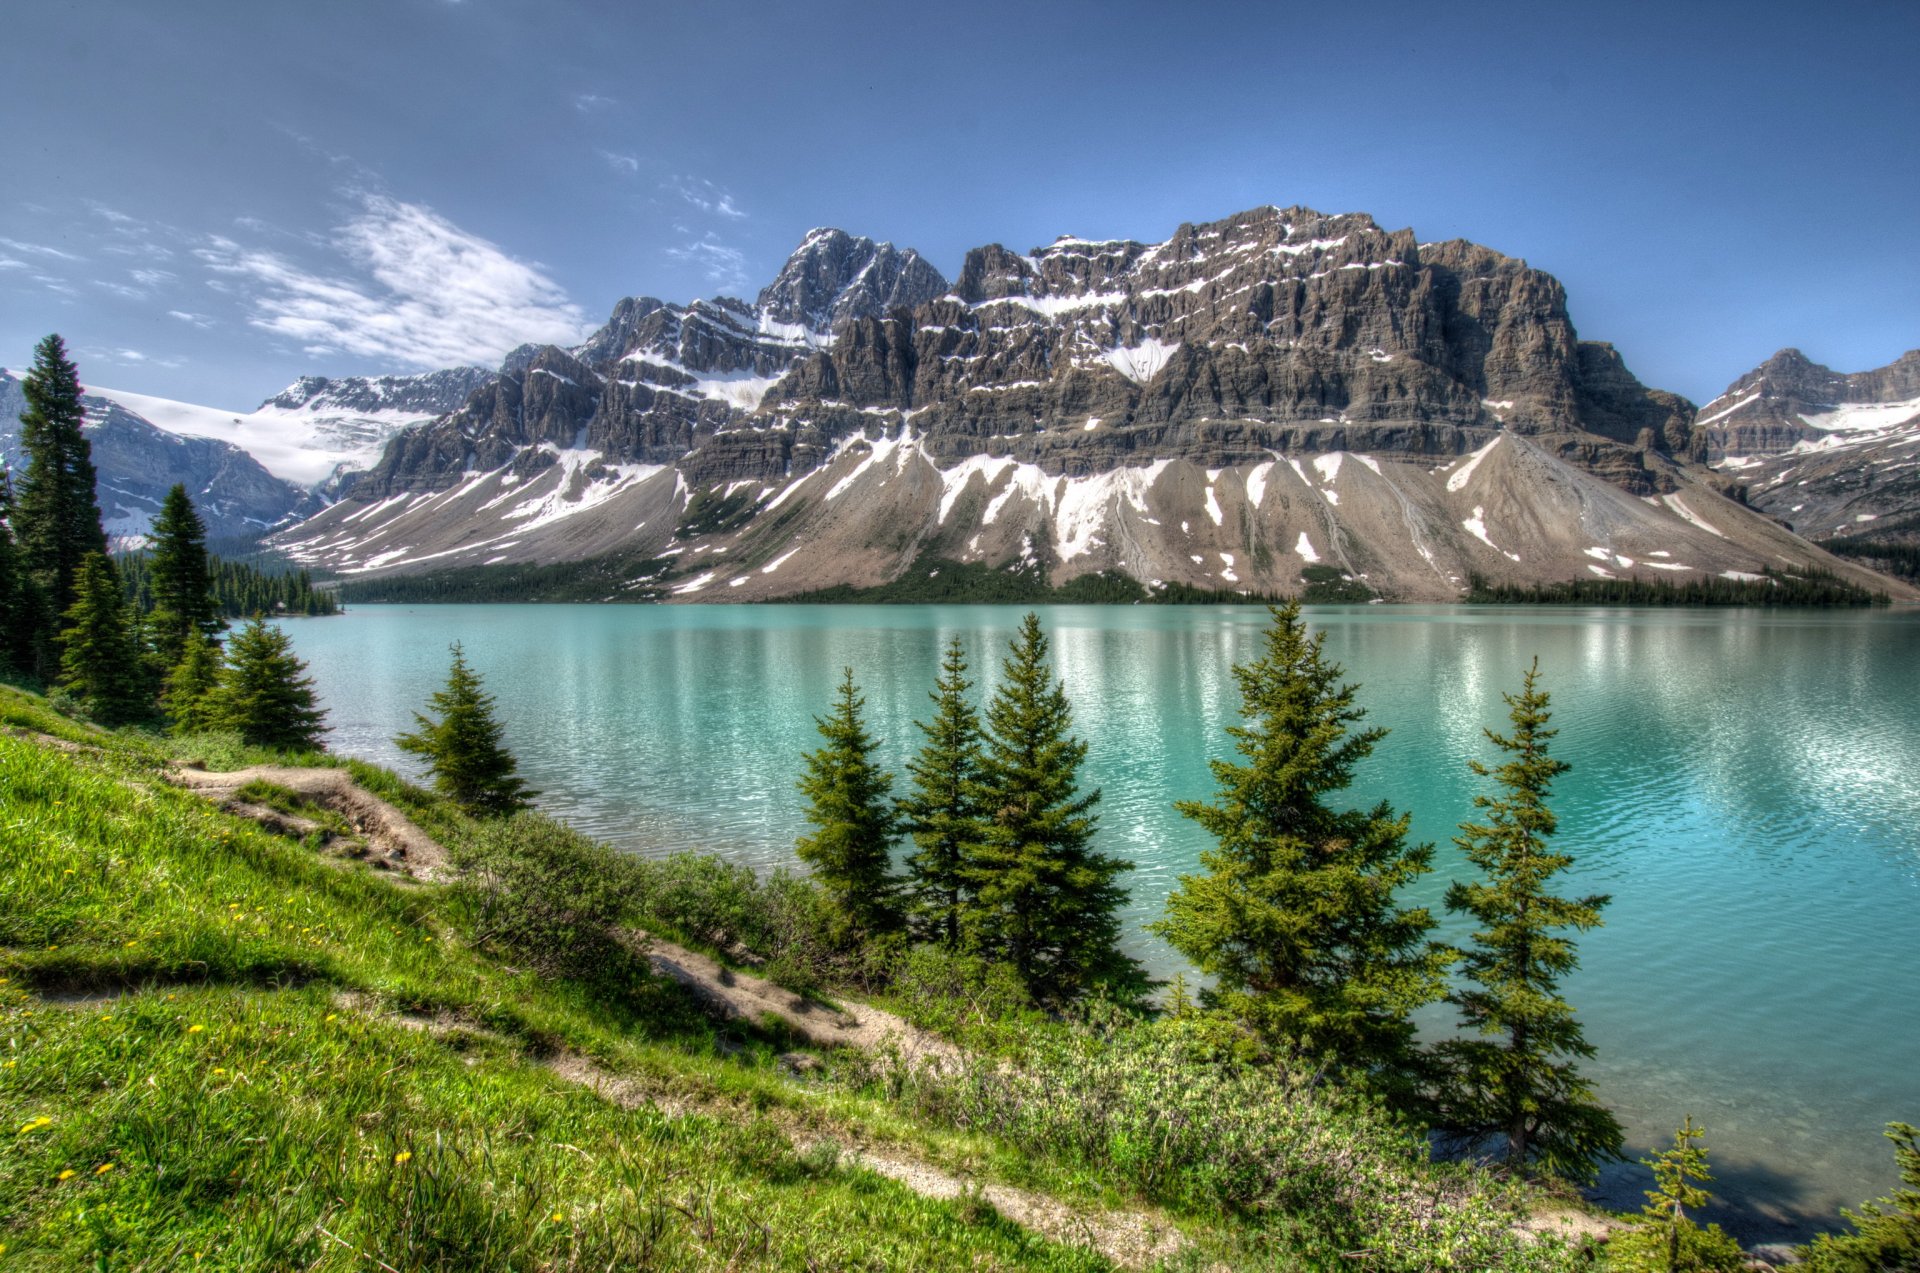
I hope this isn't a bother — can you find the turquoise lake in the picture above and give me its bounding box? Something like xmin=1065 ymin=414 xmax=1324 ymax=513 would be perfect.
xmin=283 ymin=602 xmax=1920 ymax=1243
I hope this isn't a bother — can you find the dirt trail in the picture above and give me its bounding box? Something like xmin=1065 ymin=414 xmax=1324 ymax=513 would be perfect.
xmin=169 ymin=764 xmax=450 ymax=880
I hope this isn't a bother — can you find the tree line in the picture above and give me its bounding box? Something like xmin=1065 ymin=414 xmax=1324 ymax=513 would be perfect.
xmin=0 ymin=334 xmax=329 ymax=747
xmin=118 ymin=550 xmax=339 ymax=618
xmin=783 ymin=602 xmax=1627 ymax=1182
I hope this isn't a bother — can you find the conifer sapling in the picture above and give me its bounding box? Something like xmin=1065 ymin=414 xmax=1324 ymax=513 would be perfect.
xmin=795 ymin=667 xmax=903 ymax=936
xmin=395 ymin=642 xmax=536 ymax=817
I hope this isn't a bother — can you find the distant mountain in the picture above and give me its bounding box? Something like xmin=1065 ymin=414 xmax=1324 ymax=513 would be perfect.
xmin=1700 ymin=348 xmax=1920 ymax=541
xmin=0 ymin=368 xmax=310 ymax=542
xmin=81 ymin=367 xmax=494 ymax=493
xmin=274 ymin=205 xmax=1906 ymax=601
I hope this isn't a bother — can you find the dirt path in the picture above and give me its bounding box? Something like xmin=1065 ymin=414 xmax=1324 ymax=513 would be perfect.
xmin=169 ymin=764 xmax=450 ymax=880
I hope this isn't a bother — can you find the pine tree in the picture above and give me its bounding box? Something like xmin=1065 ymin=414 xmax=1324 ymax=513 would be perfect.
xmin=164 ymin=631 xmax=225 ymax=735
xmin=967 ymin=613 xmax=1140 ymax=1004
xmin=795 ymin=668 xmax=903 ymax=936
xmin=1437 ymin=659 xmax=1623 ymax=1180
xmin=209 ymin=617 xmax=327 ymax=751
xmin=14 ymin=334 xmax=106 ymax=675
xmin=0 ymin=472 xmax=28 ymax=676
xmin=145 ymin=483 xmax=221 ymax=666
xmin=897 ymin=636 xmax=987 ymax=949
xmin=1801 ymin=1122 xmax=1920 ymax=1272
xmin=395 ymin=642 xmax=536 ymax=817
xmin=1151 ymin=602 xmax=1445 ymax=1098
xmin=57 ymin=553 xmax=147 ymax=725
xmin=1608 ymin=1117 xmax=1746 ymax=1272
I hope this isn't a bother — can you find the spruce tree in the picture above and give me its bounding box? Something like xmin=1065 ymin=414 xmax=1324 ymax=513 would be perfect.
xmin=164 ymin=631 xmax=225 ymax=735
xmin=0 ymin=472 xmax=28 ymax=676
xmin=14 ymin=334 xmax=106 ymax=674
xmin=395 ymin=642 xmax=536 ymax=816
xmin=146 ymin=483 xmax=221 ymax=665
xmin=795 ymin=668 xmax=903 ymax=936
xmin=1151 ymin=602 xmax=1445 ymax=1097
xmin=57 ymin=553 xmax=147 ymax=725
xmin=968 ymin=613 xmax=1140 ymax=1004
xmin=209 ymin=617 xmax=327 ymax=751
xmin=897 ymin=636 xmax=987 ymax=949
xmin=1437 ymin=659 xmax=1623 ymax=1180
xmin=1608 ymin=1117 xmax=1746 ymax=1272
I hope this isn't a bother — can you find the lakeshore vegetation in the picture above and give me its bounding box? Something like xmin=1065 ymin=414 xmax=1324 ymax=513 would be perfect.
xmin=6 ymin=335 xmax=1917 ymax=1269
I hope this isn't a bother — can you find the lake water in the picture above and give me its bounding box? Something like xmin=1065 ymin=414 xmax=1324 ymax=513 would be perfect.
xmin=283 ymin=602 xmax=1920 ymax=1244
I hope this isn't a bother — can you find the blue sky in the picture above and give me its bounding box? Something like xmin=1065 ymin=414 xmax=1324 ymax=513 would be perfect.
xmin=4 ymin=0 xmax=1915 ymax=408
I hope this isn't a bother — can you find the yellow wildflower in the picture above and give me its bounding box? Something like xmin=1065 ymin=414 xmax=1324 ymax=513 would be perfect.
xmin=213 ymin=1067 xmax=227 ymax=1076
xmin=551 ymin=1211 xmax=565 ymax=1222
xmin=325 ymin=1013 xmax=338 ymax=1023
xmin=394 ymin=1150 xmax=412 ymax=1164
xmin=18 ymin=1116 xmax=52 ymax=1133
xmin=95 ymin=1162 xmax=114 ymax=1175
xmin=57 ymin=1169 xmax=76 ymax=1181
xmin=187 ymin=1024 xmax=205 ymax=1034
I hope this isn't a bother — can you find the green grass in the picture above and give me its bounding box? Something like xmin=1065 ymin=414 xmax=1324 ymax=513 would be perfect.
xmin=0 ymin=683 xmax=1610 ymax=1270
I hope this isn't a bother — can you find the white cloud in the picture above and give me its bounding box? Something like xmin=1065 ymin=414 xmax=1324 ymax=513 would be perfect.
xmin=667 ymin=234 xmax=749 ymax=293
xmin=130 ymin=268 xmax=175 ymax=287
xmin=87 ymin=346 xmax=184 ymax=370
xmin=573 ymin=93 xmax=616 ymax=112
xmin=598 ymin=149 xmax=640 ymax=176
xmin=196 ymin=194 xmax=590 ymax=369
xmin=670 ymin=176 xmax=747 ymax=220
xmin=0 ymin=257 xmax=26 ymax=270
xmin=0 ymin=237 xmax=84 ymax=262
xmin=167 ymin=310 xmax=215 ymax=328
xmin=93 ymin=280 xmax=147 ymax=299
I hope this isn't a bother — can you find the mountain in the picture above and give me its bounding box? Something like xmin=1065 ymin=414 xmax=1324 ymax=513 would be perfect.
xmin=79 ymin=367 xmax=495 ymax=493
xmin=272 ymin=207 xmax=1909 ymax=601
xmin=0 ymin=368 xmax=311 ymax=542
xmin=1699 ymin=348 xmax=1920 ymax=541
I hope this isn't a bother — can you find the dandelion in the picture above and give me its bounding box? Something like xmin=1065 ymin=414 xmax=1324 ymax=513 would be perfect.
xmin=325 ymin=1013 xmax=338 ymax=1023
xmin=394 ymin=1150 xmax=412 ymax=1164
xmin=551 ymin=1211 xmax=565 ymax=1222
xmin=213 ymin=1067 xmax=227 ymax=1076
xmin=57 ymin=1169 xmax=76 ymax=1181
xmin=187 ymin=1024 xmax=205 ymax=1034
xmin=95 ymin=1162 xmax=114 ymax=1175
xmin=63 ymin=868 xmax=75 ymax=875
xmin=18 ymin=1116 xmax=52 ymax=1133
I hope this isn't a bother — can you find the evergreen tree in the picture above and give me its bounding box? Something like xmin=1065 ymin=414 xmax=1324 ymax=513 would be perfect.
xmin=897 ymin=636 xmax=987 ymax=949
xmin=208 ymin=617 xmax=328 ymax=751
xmin=145 ymin=483 xmax=221 ymax=666
xmin=14 ymin=334 xmax=106 ymax=674
xmin=795 ymin=668 xmax=903 ymax=935
xmin=395 ymin=642 xmax=536 ymax=817
xmin=1151 ymin=602 xmax=1445 ymax=1097
xmin=0 ymin=472 xmax=29 ymax=676
xmin=57 ymin=553 xmax=147 ymax=725
xmin=1801 ymin=1123 xmax=1920 ymax=1273
xmin=1437 ymin=659 xmax=1623 ymax=1180
xmin=164 ymin=631 xmax=225 ymax=735
xmin=1608 ymin=1117 xmax=1747 ymax=1272
xmin=968 ymin=613 xmax=1140 ymax=1004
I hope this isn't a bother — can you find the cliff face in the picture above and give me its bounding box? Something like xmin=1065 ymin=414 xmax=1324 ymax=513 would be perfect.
xmin=273 ymin=206 xmax=1910 ymax=602
xmin=1701 ymin=349 xmax=1920 ymax=540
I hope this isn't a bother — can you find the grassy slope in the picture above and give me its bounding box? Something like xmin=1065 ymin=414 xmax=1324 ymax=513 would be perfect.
xmin=0 ymin=693 xmax=1115 ymax=1271
xmin=0 ymin=684 xmax=1602 ymax=1271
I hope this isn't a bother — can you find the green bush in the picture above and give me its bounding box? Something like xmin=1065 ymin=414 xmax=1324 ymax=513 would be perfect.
xmin=1799 ymin=1122 xmax=1920 ymax=1273
xmin=882 ymin=1009 xmax=1575 ymax=1270
xmin=448 ymin=813 xmax=630 ymax=981
xmin=1604 ymin=1221 xmax=1748 ymax=1271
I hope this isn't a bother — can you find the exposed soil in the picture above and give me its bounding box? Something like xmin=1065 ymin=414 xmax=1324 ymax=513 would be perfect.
xmin=169 ymin=764 xmax=449 ymax=880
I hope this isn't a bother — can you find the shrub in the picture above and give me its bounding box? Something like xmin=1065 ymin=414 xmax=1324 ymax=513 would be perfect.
xmin=448 ymin=813 xmax=629 ymax=980
xmin=880 ymin=1009 xmax=1578 ymax=1270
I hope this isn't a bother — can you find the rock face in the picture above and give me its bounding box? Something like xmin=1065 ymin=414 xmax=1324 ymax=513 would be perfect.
xmin=274 ymin=206 xmax=1910 ymax=602
xmin=0 ymin=369 xmax=313 ymax=542
xmin=1701 ymin=349 xmax=1920 ymax=540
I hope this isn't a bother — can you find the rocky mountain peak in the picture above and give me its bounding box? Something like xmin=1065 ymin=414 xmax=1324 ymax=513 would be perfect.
xmin=258 ymin=367 xmax=496 ymax=416
xmin=755 ymin=228 xmax=948 ymax=334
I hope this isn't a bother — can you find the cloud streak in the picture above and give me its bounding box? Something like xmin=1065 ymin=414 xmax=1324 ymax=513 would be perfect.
xmin=666 ymin=234 xmax=749 ymax=293
xmin=197 ymin=195 xmax=589 ymax=368
xmin=669 ymin=177 xmax=747 ymax=220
